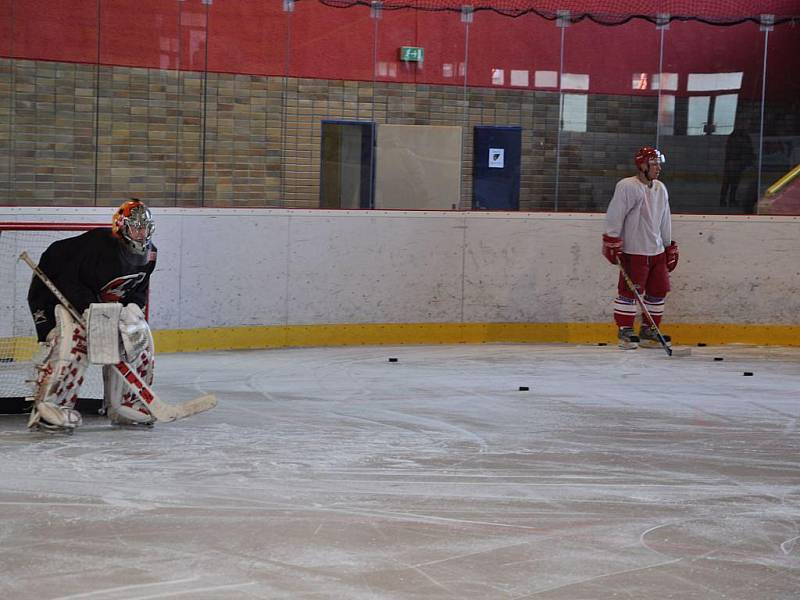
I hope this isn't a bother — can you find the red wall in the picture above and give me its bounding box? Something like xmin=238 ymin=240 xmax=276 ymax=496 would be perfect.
xmin=9 ymin=0 xmax=99 ymax=63
xmin=207 ymin=0 xmax=286 ymax=75
xmin=1 ymin=0 xmax=797 ymax=100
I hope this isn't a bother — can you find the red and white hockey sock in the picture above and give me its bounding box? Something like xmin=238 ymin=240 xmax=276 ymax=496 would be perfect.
xmin=613 ymin=295 xmax=637 ymax=328
xmin=643 ymin=295 xmax=665 ymax=327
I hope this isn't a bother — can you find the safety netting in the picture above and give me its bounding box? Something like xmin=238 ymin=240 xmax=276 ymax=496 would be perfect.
xmin=317 ymin=0 xmax=800 ymax=25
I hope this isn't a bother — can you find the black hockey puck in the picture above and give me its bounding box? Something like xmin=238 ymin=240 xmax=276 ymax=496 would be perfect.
xmin=743 ymin=372 xmax=753 ymax=376
xmin=697 ymin=342 xmax=707 ymax=347
xmin=713 ymin=357 xmax=724 ymax=361
xmin=597 ymin=342 xmax=607 ymax=346
xmin=388 ymin=357 xmax=398 ymax=363
xmin=518 ymin=386 xmax=529 ymax=391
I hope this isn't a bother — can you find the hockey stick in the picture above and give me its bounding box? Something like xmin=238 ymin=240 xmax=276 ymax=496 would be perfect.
xmin=20 ymin=251 xmax=217 ymax=421
xmin=616 ymin=257 xmax=691 ymax=357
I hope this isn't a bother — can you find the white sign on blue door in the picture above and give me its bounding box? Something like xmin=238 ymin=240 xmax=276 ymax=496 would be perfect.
xmin=489 ymin=148 xmax=504 ymax=168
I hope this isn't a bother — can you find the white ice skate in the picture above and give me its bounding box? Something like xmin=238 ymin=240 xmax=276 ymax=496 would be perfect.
xmin=618 ymin=327 xmax=640 ymax=350
xmin=27 ymin=400 xmax=83 ymax=434
xmin=107 ymin=398 xmax=156 ymax=429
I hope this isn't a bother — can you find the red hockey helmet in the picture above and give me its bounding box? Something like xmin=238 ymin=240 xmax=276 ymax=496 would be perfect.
xmin=112 ymin=198 xmax=155 ymax=255
xmin=634 ymin=146 xmax=665 ymax=169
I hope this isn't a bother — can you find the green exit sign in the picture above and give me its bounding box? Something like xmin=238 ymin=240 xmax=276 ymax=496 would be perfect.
xmin=399 ymin=46 xmax=424 ymax=62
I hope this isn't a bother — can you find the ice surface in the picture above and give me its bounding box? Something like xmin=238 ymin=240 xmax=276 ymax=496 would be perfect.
xmin=1 ymin=344 xmax=799 ymax=599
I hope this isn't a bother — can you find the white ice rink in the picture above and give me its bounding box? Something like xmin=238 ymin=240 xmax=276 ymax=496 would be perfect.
xmin=1 ymin=344 xmax=799 ymax=599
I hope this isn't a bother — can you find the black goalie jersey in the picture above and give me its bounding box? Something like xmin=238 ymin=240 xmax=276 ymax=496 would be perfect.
xmin=28 ymin=227 xmax=157 ymax=342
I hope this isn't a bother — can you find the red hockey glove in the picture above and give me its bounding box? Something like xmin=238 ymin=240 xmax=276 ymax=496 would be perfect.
xmin=666 ymin=241 xmax=679 ymax=272
xmin=602 ymin=234 xmax=623 ymax=265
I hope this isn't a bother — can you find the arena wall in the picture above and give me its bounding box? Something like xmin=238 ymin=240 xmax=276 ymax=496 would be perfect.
xmin=2 ymin=57 xmax=797 ymax=214
xmin=2 ymin=206 xmax=798 ymax=350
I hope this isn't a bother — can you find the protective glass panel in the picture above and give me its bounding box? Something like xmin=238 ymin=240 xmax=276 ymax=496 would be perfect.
xmin=468 ymin=11 xmax=560 ymax=211
xmin=285 ymin=1 xmax=373 ymax=209
xmin=201 ymin=0 xmax=285 ymax=207
xmin=97 ymin=0 xmax=185 ymax=208
xmin=663 ymin=21 xmax=763 ymax=214
xmin=372 ymin=9 xmax=465 ymax=209
xmin=0 ymin=1 xmax=12 ymax=203
xmin=0 ymin=5 xmax=798 ymax=214
xmin=7 ymin=0 xmax=98 ymax=206
xmin=561 ymin=18 xmax=660 ymax=213
xmin=758 ymin=24 xmax=800 ymax=216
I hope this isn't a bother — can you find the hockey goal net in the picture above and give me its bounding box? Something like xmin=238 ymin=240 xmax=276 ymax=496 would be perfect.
xmin=0 ymin=222 xmax=107 ymax=413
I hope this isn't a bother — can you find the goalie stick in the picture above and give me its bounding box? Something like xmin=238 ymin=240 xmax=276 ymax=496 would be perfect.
xmin=20 ymin=251 xmax=217 ymax=422
xmin=617 ymin=258 xmax=691 ymax=358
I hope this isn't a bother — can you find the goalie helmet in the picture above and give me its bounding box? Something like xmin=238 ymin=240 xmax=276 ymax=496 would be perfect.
xmin=112 ymin=199 xmax=155 ymax=255
xmin=634 ymin=146 xmax=665 ymax=169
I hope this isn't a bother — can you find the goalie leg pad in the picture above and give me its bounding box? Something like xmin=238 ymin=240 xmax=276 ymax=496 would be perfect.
xmin=104 ymin=366 xmax=155 ymax=425
xmin=29 ymin=305 xmax=87 ymax=430
xmin=119 ymin=304 xmax=154 ymax=366
xmin=105 ymin=304 xmax=156 ymax=426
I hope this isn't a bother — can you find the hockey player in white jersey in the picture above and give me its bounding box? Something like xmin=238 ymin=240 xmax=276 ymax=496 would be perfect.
xmin=602 ymin=147 xmax=679 ymax=349
xmin=26 ymin=199 xmax=158 ymax=432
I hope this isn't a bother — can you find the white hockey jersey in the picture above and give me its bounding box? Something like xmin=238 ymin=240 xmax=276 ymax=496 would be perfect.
xmin=604 ymin=176 xmax=671 ymax=256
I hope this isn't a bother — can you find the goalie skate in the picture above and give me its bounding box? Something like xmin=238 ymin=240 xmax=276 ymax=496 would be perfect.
xmin=109 ymin=417 xmax=154 ymax=430
xmin=27 ymin=400 xmax=82 ymax=434
xmin=105 ymin=388 xmax=156 ymax=428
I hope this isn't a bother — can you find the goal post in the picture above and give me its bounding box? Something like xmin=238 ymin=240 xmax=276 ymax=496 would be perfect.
xmin=0 ymin=222 xmax=107 ymax=414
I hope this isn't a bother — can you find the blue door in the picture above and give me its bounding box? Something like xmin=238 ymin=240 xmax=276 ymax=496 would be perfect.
xmin=320 ymin=121 xmax=375 ymax=209
xmin=472 ymin=126 xmax=521 ymax=210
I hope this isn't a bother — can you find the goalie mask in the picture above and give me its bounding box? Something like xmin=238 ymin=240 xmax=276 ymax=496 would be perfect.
xmin=112 ymin=199 xmax=155 ymax=256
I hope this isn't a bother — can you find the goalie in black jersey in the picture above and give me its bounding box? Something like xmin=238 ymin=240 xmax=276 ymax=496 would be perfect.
xmin=26 ymin=199 xmax=158 ymax=432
